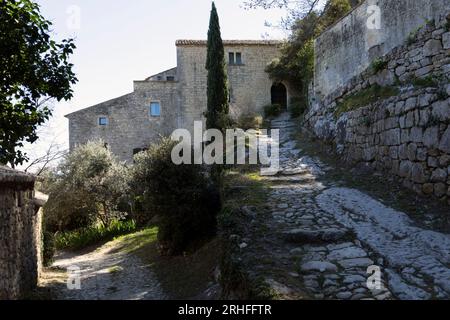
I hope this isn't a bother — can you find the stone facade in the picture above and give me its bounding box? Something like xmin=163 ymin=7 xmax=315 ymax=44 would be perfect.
xmin=0 ymin=166 xmax=44 ymax=299
xmin=314 ymin=0 xmax=450 ymax=99
xmin=304 ymin=12 xmax=450 ymax=202
xmin=67 ymin=40 xmax=284 ymax=162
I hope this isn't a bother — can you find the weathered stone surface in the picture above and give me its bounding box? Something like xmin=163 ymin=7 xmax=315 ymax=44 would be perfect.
xmin=411 ymin=163 xmax=427 ymax=183
xmin=443 ymin=32 xmax=450 ymax=49
xmin=301 ymin=261 xmax=338 ymax=273
xmin=431 ymin=168 xmax=448 ymax=182
xmin=336 ymin=291 xmax=352 ymax=299
xmin=338 ymin=258 xmax=374 ymax=268
xmin=327 ymin=247 xmax=368 ymax=261
xmin=407 ymin=143 xmax=417 ymax=161
xmin=423 ymin=126 xmax=440 ymax=148
xmin=422 ymin=183 xmax=434 ymax=195
xmin=432 ymin=100 xmax=450 ymax=121
xmin=399 ymin=161 xmax=412 ymax=178
xmin=423 ymin=39 xmax=443 ymax=57
xmin=410 ymin=127 xmax=423 ymax=143
xmin=434 ymin=183 xmax=447 ymax=198
xmin=439 ymin=126 xmax=450 ymax=153
xmin=283 ymin=228 xmax=352 ymax=244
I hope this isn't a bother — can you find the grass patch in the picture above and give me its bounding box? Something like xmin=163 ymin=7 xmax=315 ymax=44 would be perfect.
xmin=411 ymin=75 xmax=439 ymax=88
xmin=108 ymin=266 xmax=123 ymax=273
xmin=223 ymin=168 xmax=269 ymax=211
xmin=55 ymin=220 xmax=138 ymax=251
xmin=371 ymin=58 xmax=388 ymax=74
xmin=334 ymin=85 xmax=399 ymax=118
xmin=289 ymin=97 xmax=307 ymax=119
xmin=263 ymin=104 xmax=282 ymax=119
xmin=111 ymin=227 xmax=158 ymax=254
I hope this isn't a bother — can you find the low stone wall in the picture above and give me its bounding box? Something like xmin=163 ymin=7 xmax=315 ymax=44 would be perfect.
xmin=304 ymin=16 xmax=450 ymax=203
xmin=0 ymin=166 xmax=43 ymax=299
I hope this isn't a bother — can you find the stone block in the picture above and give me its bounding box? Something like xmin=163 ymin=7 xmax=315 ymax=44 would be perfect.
xmin=405 ymin=98 xmax=417 ymax=112
xmin=422 ymin=183 xmax=434 ymax=195
xmin=434 ymin=183 xmax=447 ymax=197
xmin=443 ymin=32 xmax=450 ymax=49
xmin=423 ymin=126 xmax=440 ymax=148
xmin=410 ymin=127 xmax=423 ymax=143
xmin=423 ymin=39 xmax=443 ymax=57
xmin=399 ymin=160 xmax=412 ymax=178
xmin=407 ymin=143 xmax=417 ymax=161
xmin=431 ymin=168 xmax=448 ymax=182
xmin=431 ymin=100 xmax=450 ymax=122
xmin=415 ymin=65 xmax=433 ymax=78
xmin=439 ymin=126 xmax=450 ymax=153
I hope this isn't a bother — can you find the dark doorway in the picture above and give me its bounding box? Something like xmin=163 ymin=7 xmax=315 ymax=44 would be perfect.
xmin=271 ymin=83 xmax=287 ymax=109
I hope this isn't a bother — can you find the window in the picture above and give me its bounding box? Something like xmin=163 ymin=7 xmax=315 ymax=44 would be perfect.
xmin=150 ymin=102 xmax=161 ymax=117
xmin=157 ymin=76 xmax=162 ymax=81
xmin=166 ymin=76 xmax=175 ymax=81
xmin=236 ymin=52 xmax=242 ymax=65
xmin=98 ymin=117 xmax=108 ymax=126
xmin=229 ymin=52 xmax=235 ymax=65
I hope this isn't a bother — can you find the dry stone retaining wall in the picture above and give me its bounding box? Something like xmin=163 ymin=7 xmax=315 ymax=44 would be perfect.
xmin=304 ymin=13 xmax=450 ymax=203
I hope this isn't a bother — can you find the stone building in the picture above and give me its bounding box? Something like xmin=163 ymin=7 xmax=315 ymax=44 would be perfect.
xmin=66 ymin=40 xmax=286 ymax=162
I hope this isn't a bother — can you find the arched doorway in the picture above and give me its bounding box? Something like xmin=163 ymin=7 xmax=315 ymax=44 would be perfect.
xmin=271 ymin=83 xmax=287 ymax=109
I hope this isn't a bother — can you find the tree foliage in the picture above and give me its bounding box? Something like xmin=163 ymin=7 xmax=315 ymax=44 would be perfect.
xmin=265 ymin=0 xmax=355 ymax=108
xmin=0 ymin=0 xmax=77 ymax=166
xmin=130 ymin=138 xmax=220 ymax=255
xmin=44 ymin=141 xmax=129 ymax=232
xmin=205 ymin=2 xmax=230 ymax=131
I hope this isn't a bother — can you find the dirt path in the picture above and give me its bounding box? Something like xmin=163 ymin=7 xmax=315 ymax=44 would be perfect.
xmin=233 ymin=113 xmax=450 ymax=300
xmin=43 ymin=234 xmax=166 ymax=300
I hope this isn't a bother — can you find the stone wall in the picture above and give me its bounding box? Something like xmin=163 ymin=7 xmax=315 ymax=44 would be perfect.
xmin=304 ymin=15 xmax=450 ymax=202
xmin=67 ymin=80 xmax=179 ymax=162
xmin=0 ymin=166 xmax=43 ymax=299
xmin=314 ymin=0 xmax=450 ymax=99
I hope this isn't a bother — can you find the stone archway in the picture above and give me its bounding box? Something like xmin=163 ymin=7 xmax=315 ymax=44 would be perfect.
xmin=271 ymin=83 xmax=287 ymax=109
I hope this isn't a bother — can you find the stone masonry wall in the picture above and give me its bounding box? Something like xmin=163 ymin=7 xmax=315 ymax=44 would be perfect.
xmin=67 ymin=80 xmax=178 ymax=162
xmin=304 ymin=15 xmax=450 ymax=203
xmin=314 ymin=0 xmax=450 ymax=99
xmin=0 ymin=166 xmax=43 ymax=299
xmin=176 ymin=41 xmax=282 ymax=131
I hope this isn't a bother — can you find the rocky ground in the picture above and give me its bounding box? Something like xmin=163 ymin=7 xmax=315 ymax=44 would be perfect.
xmin=230 ymin=113 xmax=450 ymax=300
xmin=40 ymin=231 xmax=166 ymax=300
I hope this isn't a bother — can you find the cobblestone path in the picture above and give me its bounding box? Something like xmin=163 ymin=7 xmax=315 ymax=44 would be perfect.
xmin=257 ymin=113 xmax=450 ymax=300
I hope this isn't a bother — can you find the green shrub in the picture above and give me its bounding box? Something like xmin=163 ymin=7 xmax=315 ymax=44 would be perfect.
xmin=335 ymin=85 xmax=399 ymax=118
xmin=130 ymin=138 xmax=220 ymax=255
xmin=371 ymin=58 xmax=388 ymax=74
xmin=289 ymin=97 xmax=307 ymax=118
xmin=263 ymin=104 xmax=282 ymax=118
xmin=411 ymin=75 xmax=439 ymax=88
xmin=42 ymin=231 xmax=55 ymax=266
xmin=237 ymin=112 xmax=263 ymax=130
xmin=55 ymin=219 xmax=137 ymax=250
xmin=44 ymin=140 xmax=130 ymax=232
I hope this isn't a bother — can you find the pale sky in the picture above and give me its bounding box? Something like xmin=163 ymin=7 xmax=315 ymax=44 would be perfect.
xmin=21 ymin=0 xmax=288 ymax=169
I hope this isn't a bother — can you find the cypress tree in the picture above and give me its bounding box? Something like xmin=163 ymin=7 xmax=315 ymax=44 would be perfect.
xmin=206 ymin=2 xmax=229 ymax=130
